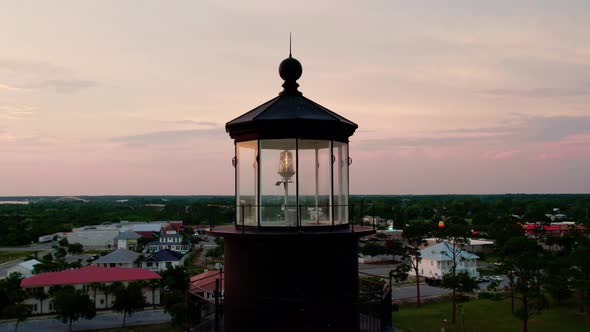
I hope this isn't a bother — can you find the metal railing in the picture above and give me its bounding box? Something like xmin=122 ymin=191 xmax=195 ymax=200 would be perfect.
xmin=207 ymin=203 xmax=377 ymax=233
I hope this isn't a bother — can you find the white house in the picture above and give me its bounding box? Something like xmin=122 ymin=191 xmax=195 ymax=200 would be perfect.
xmin=6 ymin=259 xmax=41 ymax=278
xmin=92 ymin=248 xmax=140 ymax=268
xmin=415 ymin=242 xmax=479 ymax=280
xmin=114 ymin=231 xmax=142 ymax=251
xmin=142 ymin=249 xmax=186 ymax=272
xmin=145 ymin=230 xmax=190 ymax=254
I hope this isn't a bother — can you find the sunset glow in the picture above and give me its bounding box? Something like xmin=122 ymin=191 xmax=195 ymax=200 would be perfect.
xmin=1 ymin=1 xmax=589 ymax=195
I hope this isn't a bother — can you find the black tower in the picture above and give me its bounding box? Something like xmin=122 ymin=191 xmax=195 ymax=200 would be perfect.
xmin=209 ymin=51 xmax=374 ymax=332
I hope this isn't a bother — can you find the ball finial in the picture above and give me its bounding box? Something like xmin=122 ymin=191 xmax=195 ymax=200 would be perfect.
xmin=279 ymin=57 xmax=303 ymax=82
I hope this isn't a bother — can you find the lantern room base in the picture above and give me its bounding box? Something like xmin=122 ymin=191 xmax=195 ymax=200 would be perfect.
xmin=215 ymin=229 xmax=372 ymax=332
xmin=208 ymin=224 xmax=375 ymax=238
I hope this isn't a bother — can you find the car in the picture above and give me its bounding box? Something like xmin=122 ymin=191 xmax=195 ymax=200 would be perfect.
xmin=492 ymin=276 xmax=504 ymax=281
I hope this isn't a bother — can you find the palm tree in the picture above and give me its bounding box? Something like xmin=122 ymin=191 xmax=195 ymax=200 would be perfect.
xmin=106 ymin=282 xmax=124 ymax=310
xmin=97 ymin=283 xmax=111 ymax=309
xmin=89 ymin=283 xmax=102 ymax=309
xmin=134 ymin=255 xmax=145 ymax=268
xmin=148 ymin=279 xmax=161 ymax=308
xmin=32 ymin=288 xmax=48 ymax=315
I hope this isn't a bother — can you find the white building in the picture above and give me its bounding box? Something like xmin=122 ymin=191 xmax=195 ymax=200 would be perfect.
xmin=67 ymin=225 xmax=121 ymax=249
xmin=6 ymin=259 xmax=41 ymax=278
xmin=92 ymin=248 xmax=140 ymax=268
xmin=145 ymin=230 xmax=190 ymax=254
xmin=114 ymin=231 xmax=141 ymax=251
xmin=415 ymin=242 xmax=479 ymax=280
xmin=20 ymin=266 xmax=161 ymax=314
xmin=142 ymin=249 xmax=186 ymax=272
xmin=65 ymin=221 xmax=170 ymax=249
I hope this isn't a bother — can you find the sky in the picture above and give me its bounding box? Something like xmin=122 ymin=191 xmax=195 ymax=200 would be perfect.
xmin=1 ymin=0 xmax=590 ymax=196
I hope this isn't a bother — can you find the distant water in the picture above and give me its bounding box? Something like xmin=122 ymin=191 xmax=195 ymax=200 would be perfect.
xmin=0 ymin=200 xmax=29 ymax=204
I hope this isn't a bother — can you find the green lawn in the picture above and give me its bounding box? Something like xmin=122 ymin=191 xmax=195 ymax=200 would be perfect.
xmin=395 ymin=299 xmax=590 ymax=332
xmin=0 ymin=251 xmax=33 ymax=264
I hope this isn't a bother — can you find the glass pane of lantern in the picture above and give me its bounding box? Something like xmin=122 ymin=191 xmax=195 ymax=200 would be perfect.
xmin=260 ymin=139 xmax=297 ymax=226
xmin=333 ymin=141 xmax=349 ymax=224
xmin=298 ymin=139 xmax=331 ymax=226
xmin=236 ymin=140 xmax=258 ymax=226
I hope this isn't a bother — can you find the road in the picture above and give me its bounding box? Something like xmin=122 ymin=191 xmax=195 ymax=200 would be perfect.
xmin=0 ymin=242 xmax=54 ymax=252
xmin=359 ymin=263 xmax=395 ymax=276
xmin=0 ymin=309 xmax=171 ymax=332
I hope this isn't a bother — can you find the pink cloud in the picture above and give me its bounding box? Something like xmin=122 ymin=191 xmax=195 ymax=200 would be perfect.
xmin=483 ymin=150 xmax=520 ymax=160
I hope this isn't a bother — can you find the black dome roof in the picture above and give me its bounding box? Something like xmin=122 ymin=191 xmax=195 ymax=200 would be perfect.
xmin=225 ymin=56 xmax=358 ymax=142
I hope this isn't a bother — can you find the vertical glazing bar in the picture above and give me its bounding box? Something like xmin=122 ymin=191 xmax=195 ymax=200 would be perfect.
xmin=295 ymin=138 xmax=299 ymax=229
xmin=257 ymin=140 xmax=261 ymax=229
xmin=314 ymin=147 xmax=319 ymax=223
xmin=330 ymin=140 xmax=334 ymax=226
xmin=234 ymin=142 xmax=238 ymax=226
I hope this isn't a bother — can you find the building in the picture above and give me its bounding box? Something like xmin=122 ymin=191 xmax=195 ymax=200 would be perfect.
xmin=64 ymin=221 xmax=176 ymax=249
xmin=141 ymin=249 xmax=186 ymax=272
xmin=209 ymin=52 xmax=377 ymax=332
xmin=423 ymin=238 xmax=495 ymax=255
xmin=189 ymin=270 xmax=224 ymax=303
xmin=6 ymin=259 xmax=40 ymax=278
xmin=524 ymin=222 xmax=586 ymax=237
xmin=114 ymin=231 xmax=142 ymax=250
xmin=92 ymin=248 xmax=140 ymax=268
xmin=20 ymin=266 xmax=161 ymax=313
xmin=145 ymin=230 xmax=190 ymax=254
xmin=67 ymin=225 xmax=120 ymax=249
xmin=416 ymin=242 xmax=479 ymax=280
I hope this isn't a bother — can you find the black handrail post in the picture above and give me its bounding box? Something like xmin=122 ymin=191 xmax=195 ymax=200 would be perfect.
xmin=372 ymin=204 xmax=376 ymax=229
xmin=241 ymin=204 xmax=245 ymax=234
xmin=209 ymin=205 xmax=214 ymax=229
xmin=351 ymin=204 xmax=355 ymax=232
xmin=297 ymin=204 xmax=301 ymax=230
xmin=360 ymin=204 xmax=364 ymax=227
xmin=214 ymin=277 xmax=221 ymax=332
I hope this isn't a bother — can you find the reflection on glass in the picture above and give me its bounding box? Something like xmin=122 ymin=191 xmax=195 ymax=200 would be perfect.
xmin=260 ymin=139 xmax=297 ymax=226
xmin=333 ymin=141 xmax=349 ymax=224
xmin=236 ymin=140 xmax=258 ymax=225
xmin=298 ymin=140 xmax=331 ymax=225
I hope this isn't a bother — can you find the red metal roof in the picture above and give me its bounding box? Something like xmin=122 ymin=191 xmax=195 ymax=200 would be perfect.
xmin=135 ymin=231 xmax=156 ymax=238
xmin=190 ymin=270 xmax=224 ymax=293
xmin=20 ymin=266 xmax=160 ymax=288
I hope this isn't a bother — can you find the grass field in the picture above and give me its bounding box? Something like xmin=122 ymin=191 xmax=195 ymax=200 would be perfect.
xmin=395 ymin=298 xmax=590 ymax=332
xmin=0 ymin=251 xmax=33 ymax=264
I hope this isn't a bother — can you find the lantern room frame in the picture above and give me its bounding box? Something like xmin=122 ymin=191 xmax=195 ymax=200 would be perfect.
xmin=225 ymin=53 xmax=358 ymax=231
xmin=233 ymin=137 xmax=351 ymax=229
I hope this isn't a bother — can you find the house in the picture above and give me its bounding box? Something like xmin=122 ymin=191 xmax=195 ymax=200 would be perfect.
xmin=145 ymin=230 xmax=190 ymax=254
xmin=92 ymin=248 xmax=140 ymax=268
xmin=6 ymin=259 xmax=41 ymax=278
xmin=423 ymin=238 xmax=495 ymax=255
xmin=189 ymin=270 xmax=224 ymax=303
xmin=415 ymin=242 xmax=479 ymax=280
xmin=20 ymin=266 xmax=161 ymax=314
xmin=114 ymin=231 xmax=142 ymax=250
xmin=142 ymin=249 xmax=186 ymax=272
